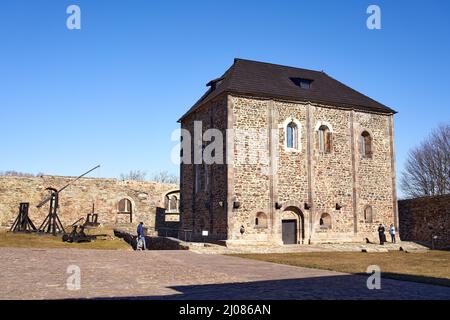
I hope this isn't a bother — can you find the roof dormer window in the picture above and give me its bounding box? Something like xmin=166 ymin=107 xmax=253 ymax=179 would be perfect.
xmin=291 ymin=77 xmax=313 ymax=89
xmin=206 ymin=77 xmax=224 ymax=91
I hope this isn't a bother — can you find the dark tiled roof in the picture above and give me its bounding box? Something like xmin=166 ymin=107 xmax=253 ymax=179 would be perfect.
xmin=179 ymin=58 xmax=396 ymax=121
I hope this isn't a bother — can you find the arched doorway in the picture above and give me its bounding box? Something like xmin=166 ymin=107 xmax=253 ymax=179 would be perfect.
xmin=281 ymin=206 xmax=305 ymax=245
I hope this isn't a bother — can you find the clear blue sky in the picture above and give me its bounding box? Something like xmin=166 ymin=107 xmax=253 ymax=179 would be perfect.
xmin=1 ymin=1 xmax=449 ymax=188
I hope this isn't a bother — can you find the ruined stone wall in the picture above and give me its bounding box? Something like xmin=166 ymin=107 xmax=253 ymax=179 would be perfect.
xmin=0 ymin=176 xmax=178 ymax=230
xmin=180 ymin=94 xmax=228 ymax=240
xmin=399 ymin=195 xmax=450 ymax=248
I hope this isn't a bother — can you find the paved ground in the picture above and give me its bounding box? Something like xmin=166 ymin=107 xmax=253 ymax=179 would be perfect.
xmin=0 ymin=247 xmax=449 ymax=300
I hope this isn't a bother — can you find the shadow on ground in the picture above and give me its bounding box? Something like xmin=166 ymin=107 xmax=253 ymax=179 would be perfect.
xmin=113 ymin=229 xmax=188 ymax=250
xmin=374 ymin=272 xmax=450 ymax=287
xmin=90 ymin=275 xmax=450 ymax=300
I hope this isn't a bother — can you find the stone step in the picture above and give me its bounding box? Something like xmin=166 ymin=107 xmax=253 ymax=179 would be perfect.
xmin=187 ymin=240 xmax=431 ymax=255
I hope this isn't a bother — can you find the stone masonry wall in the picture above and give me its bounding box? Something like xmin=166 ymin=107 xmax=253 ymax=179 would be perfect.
xmin=180 ymin=94 xmax=228 ymax=240
xmin=229 ymin=97 xmax=272 ymax=242
xmin=275 ymin=101 xmax=309 ymax=243
xmin=399 ymin=195 xmax=450 ymax=248
xmin=311 ymin=106 xmax=354 ymax=241
xmin=0 ymin=176 xmax=178 ymax=230
xmin=228 ymin=95 xmax=396 ymax=244
xmin=180 ymin=93 xmax=397 ymax=245
xmin=355 ymin=112 xmax=396 ymax=238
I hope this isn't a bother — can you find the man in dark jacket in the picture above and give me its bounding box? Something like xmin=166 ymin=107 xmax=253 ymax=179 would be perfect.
xmin=136 ymin=222 xmax=147 ymax=250
xmin=378 ymin=224 xmax=386 ymax=245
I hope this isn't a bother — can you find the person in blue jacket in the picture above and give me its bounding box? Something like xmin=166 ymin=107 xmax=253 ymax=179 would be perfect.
xmin=136 ymin=222 xmax=147 ymax=250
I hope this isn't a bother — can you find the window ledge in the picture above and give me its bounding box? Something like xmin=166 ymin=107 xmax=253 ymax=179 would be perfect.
xmin=284 ymin=147 xmax=301 ymax=153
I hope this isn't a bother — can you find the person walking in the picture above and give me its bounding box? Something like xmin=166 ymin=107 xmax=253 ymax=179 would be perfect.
xmin=136 ymin=222 xmax=147 ymax=250
xmin=389 ymin=224 xmax=396 ymax=243
xmin=378 ymin=224 xmax=386 ymax=245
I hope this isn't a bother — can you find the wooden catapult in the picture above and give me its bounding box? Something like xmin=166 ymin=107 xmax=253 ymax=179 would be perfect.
xmin=9 ymin=203 xmax=37 ymax=233
xmin=10 ymin=165 xmax=101 ymax=237
xmin=62 ymin=204 xmax=101 ymax=243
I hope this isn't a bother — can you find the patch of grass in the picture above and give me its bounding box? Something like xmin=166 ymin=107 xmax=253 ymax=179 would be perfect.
xmin=231 ymin=251 xmax=450 ymax=287
xmin=0 ymin=228 xmax=131 ymax=250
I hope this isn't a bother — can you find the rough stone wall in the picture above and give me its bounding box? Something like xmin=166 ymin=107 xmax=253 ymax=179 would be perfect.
xmin=275 ymin=101 xmax=309 ymax=223
xmin=399 ymin=195 xmax=450 ymax=248
xmin=180 ymin=113 xmax=194 ymax=233
xmin=180 ymin=93 xmax=397 ymax=245
xmin=311 ymin=106 xmax=354 ymax=241
xmin=0 ymin=176 xmax=178 ymax=230
xmin=227 ymin=95 xmax=396 ymax=244
xmin=180 ymin=94 xmax=228 ymax=240
xmin=229 ymin=97 xmax=272 ymax=242
xmin=355 ymin=112 xmax=396 ymax=239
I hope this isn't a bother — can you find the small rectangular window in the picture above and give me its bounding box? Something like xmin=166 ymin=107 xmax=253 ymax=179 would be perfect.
xmin=299 ymin=79 xmax=312 ymax=89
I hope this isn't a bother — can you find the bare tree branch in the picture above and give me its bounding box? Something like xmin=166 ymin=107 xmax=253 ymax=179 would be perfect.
xmin=119 ymin=170 xmax=147 ymax=181
xmin=400 ymin=123 xmax=450 ymax=198
xmin=0 ymin=171 xmax=36 ymax=177
xmin=119 ymin=170 xmax=179 ymax=184
xmin=150 ymin=170 xmax=179 ymax=184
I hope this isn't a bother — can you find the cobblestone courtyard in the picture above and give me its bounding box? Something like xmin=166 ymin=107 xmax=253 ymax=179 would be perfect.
xmin=0 ymin=248 xmax=449 ymax=300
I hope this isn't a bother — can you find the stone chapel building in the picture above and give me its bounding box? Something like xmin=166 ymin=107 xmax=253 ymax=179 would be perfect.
xmin=179 ymin=58 xmax=398 ymax=245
